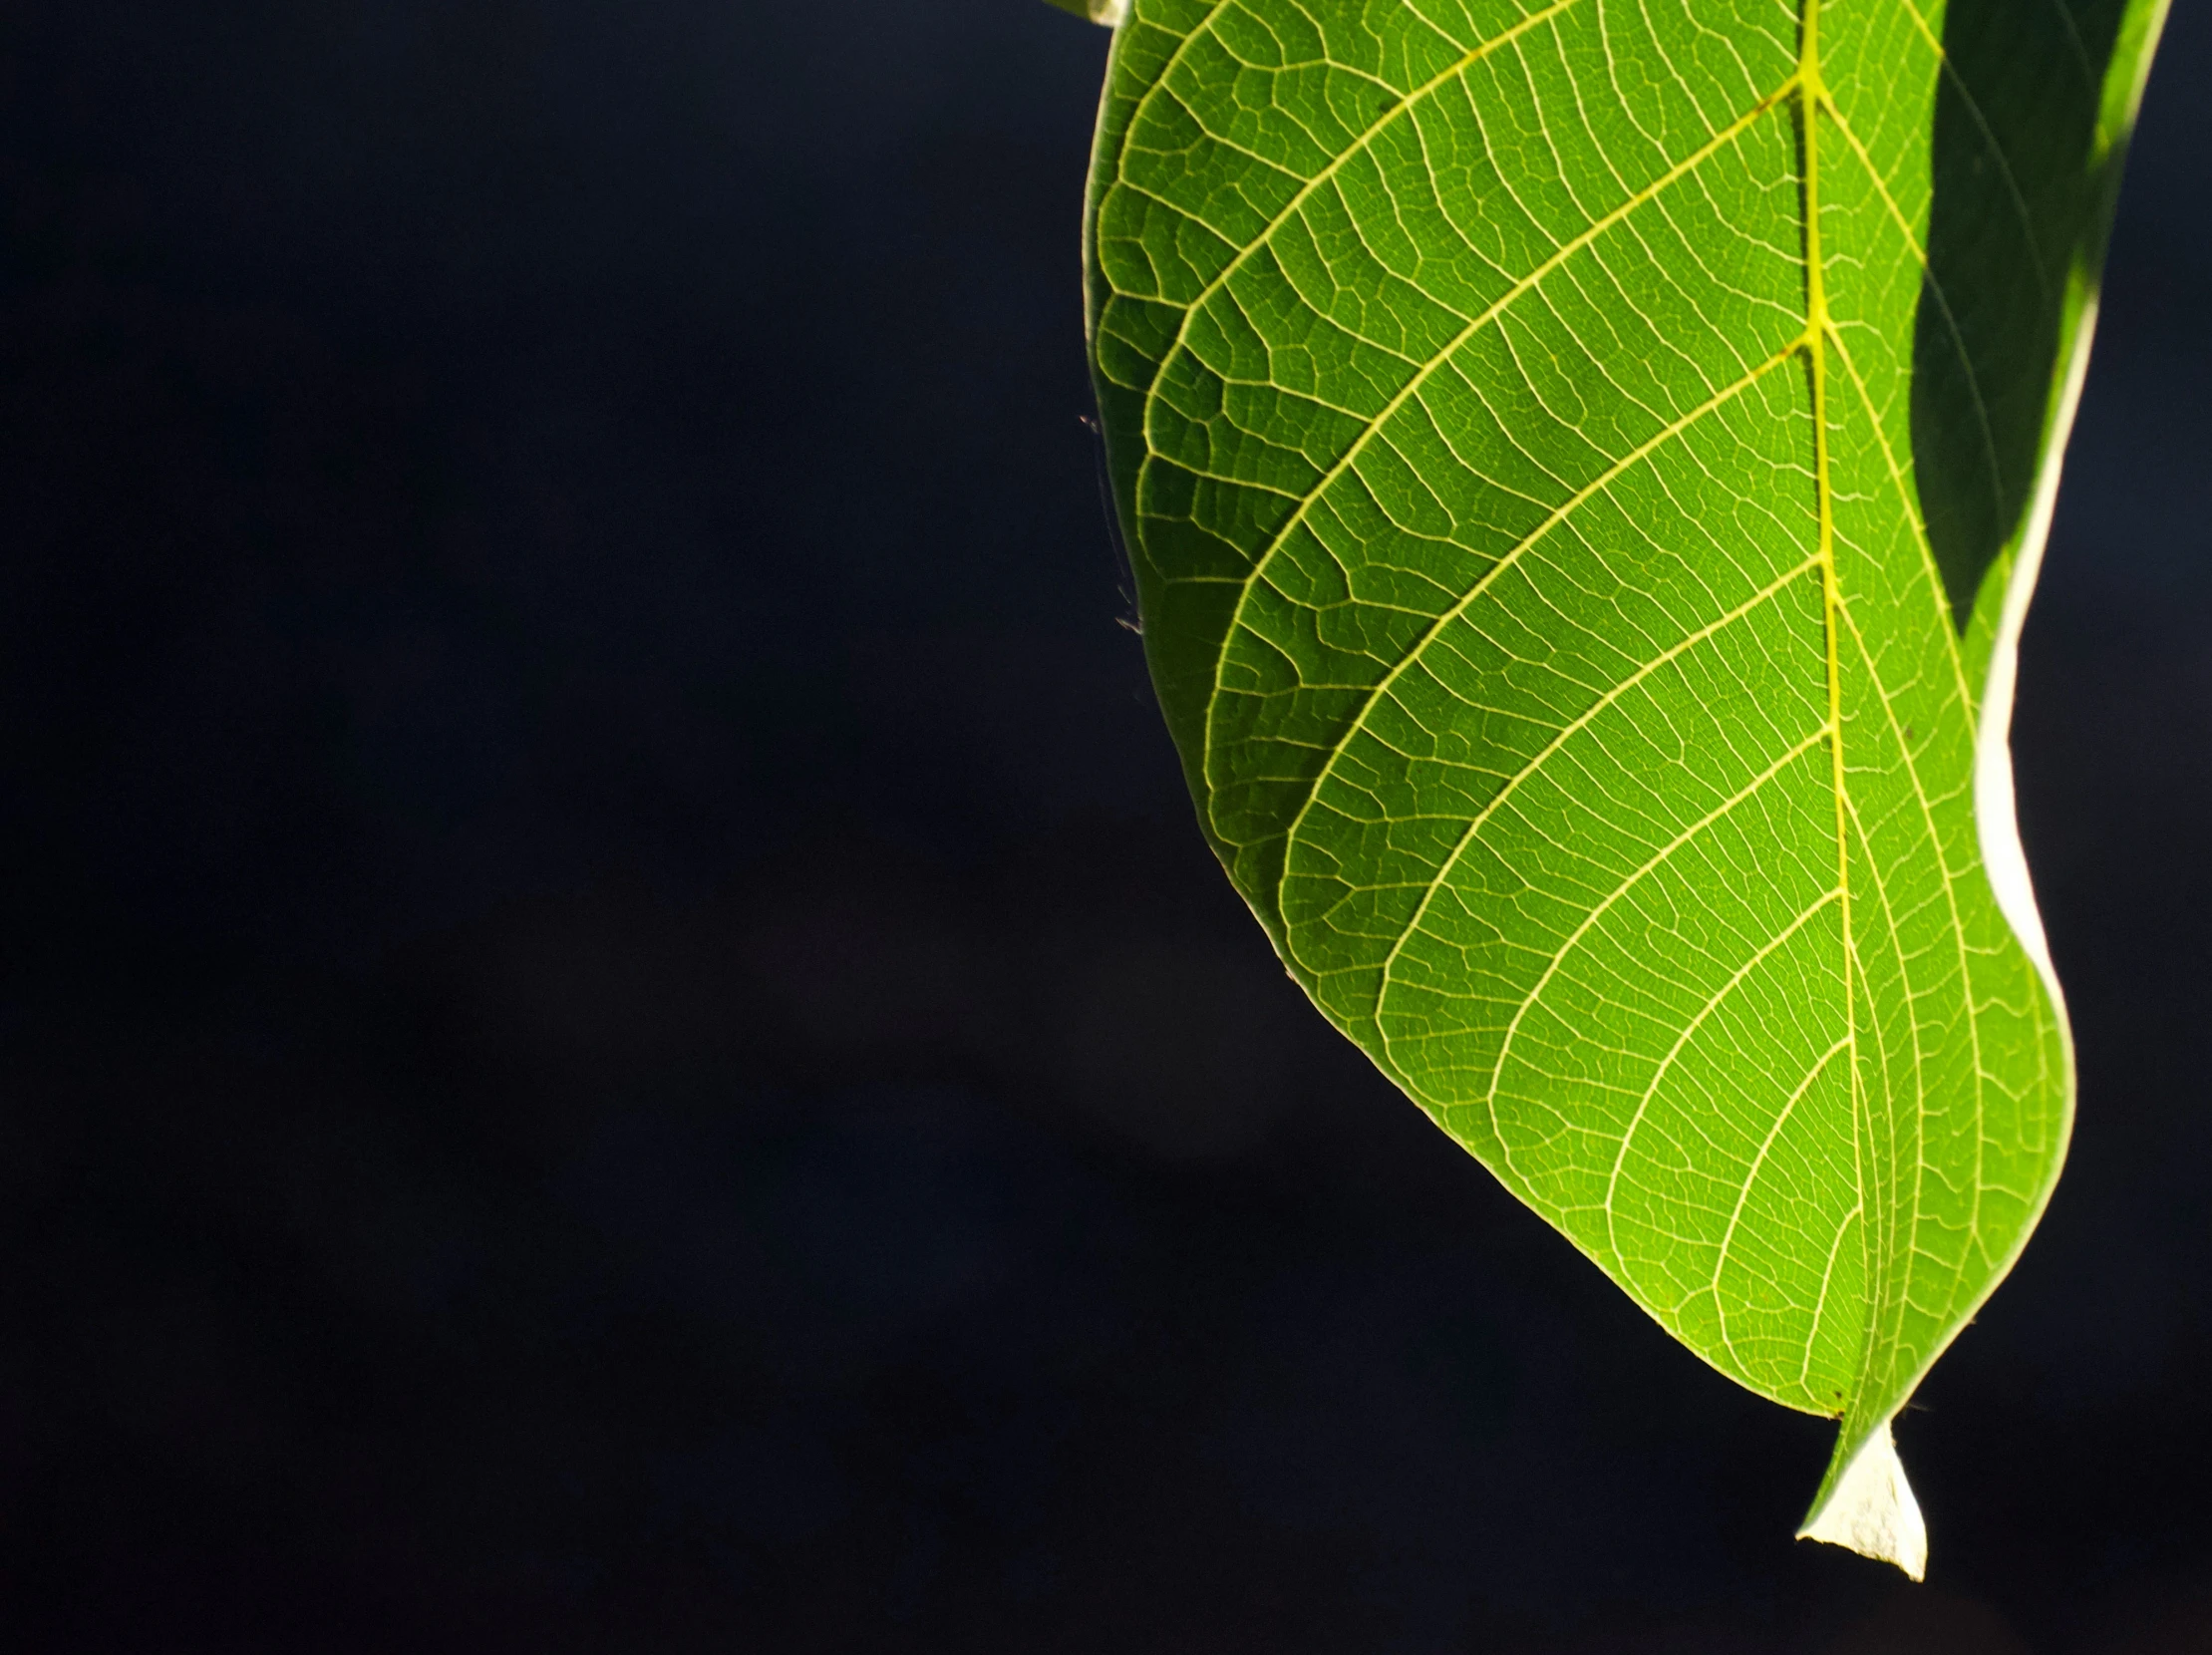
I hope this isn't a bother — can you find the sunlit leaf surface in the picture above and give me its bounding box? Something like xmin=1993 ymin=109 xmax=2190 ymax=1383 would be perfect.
xmin=1076 ymin=0 xmax=2167 ymax=1569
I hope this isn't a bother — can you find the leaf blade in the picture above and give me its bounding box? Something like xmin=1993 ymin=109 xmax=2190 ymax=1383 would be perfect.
xmin=1080 ymin=0 xmax=2167 ymax=1570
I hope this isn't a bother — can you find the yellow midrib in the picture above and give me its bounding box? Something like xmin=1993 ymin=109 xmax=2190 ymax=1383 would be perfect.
xmin=1800 ymin=0 xmax=1871 ymax=1426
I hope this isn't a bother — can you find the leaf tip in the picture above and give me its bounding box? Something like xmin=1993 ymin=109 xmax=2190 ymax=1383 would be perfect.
xmin=1797 ymin=1425 xmax=1927 ymax=1581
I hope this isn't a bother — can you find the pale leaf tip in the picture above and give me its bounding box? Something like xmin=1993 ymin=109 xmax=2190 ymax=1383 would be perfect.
xmin=1797 ymin=1425 xmax=1927 ymax=1580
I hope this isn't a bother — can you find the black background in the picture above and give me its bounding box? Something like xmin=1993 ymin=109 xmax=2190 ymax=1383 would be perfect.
xmin=2 ymin=3 xmax=2208 ymax=1649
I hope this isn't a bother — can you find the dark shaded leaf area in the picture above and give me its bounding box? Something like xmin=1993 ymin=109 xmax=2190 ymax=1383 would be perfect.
xmin=1915 ymin=0 xmax=2130 ymax=624
xmin=0 ymin=1 xmax=2208 ymax=1648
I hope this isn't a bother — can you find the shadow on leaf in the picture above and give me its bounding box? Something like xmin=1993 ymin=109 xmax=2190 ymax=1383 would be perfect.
xmin=1913 ymin=0 xmax=2133 ymax=628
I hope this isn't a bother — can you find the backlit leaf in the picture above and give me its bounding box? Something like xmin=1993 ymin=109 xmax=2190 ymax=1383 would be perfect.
xmin=1072 ymin=0 xmax=2168 ymax=1572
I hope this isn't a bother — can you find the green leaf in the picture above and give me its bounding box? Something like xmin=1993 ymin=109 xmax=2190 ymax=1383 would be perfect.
xmin=1080 ymin=0 xmax=2166 ymax=1573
